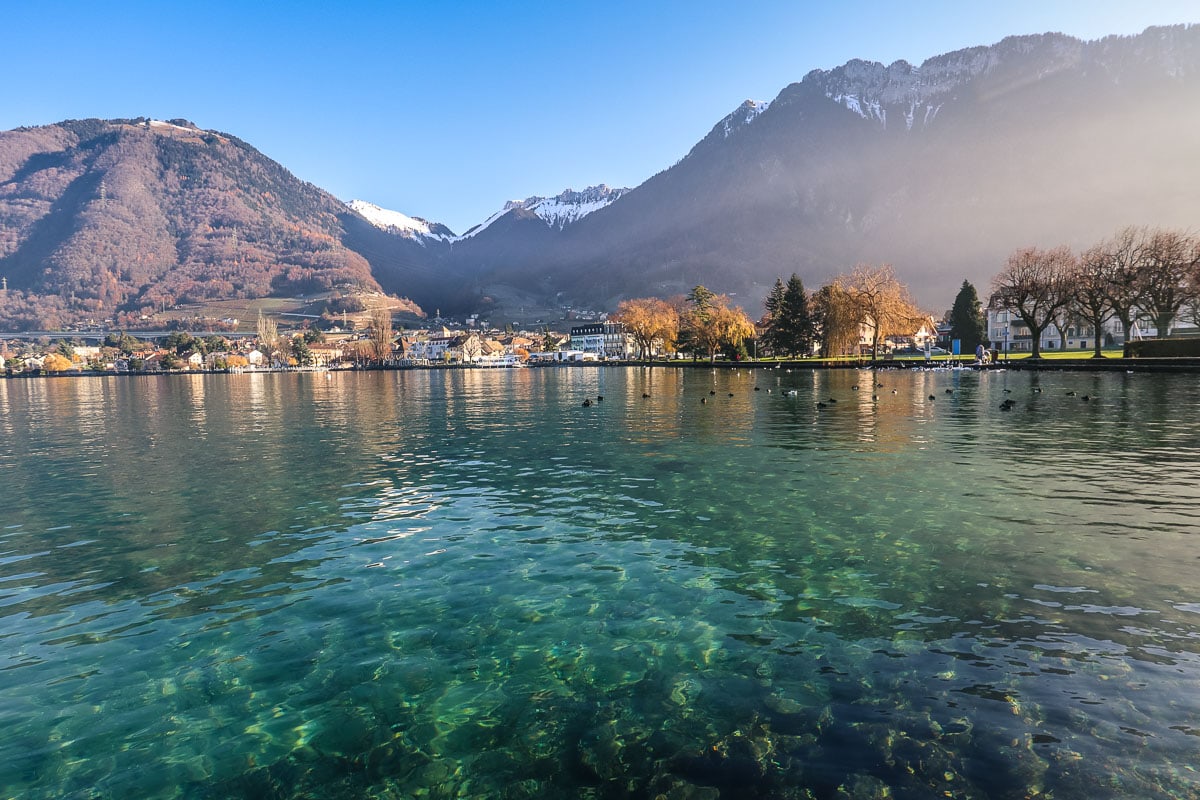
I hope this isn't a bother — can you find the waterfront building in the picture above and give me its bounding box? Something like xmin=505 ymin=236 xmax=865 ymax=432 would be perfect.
xmin=569 ymin=322 xmax=633 ymax=359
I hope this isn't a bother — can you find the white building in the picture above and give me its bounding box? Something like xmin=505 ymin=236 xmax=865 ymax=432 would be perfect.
xmin=986 ymin=308 xmax=1155 ymax=354
xmin=569 ymin=323 xmax=632 ymax=359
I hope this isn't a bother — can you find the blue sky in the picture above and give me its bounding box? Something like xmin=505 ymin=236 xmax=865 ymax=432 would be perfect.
xmin=4 ymin=1 xmax=1196 ymax=233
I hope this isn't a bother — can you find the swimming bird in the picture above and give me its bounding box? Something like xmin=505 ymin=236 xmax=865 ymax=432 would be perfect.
xmin=945 ymin=389 xmax=953 ymax=394
xmin=999 ymin=399 xmax=1016 ymax=411
xmin=784 ymin=389 xmax=798 ymax=397
xmin=1066 ymin=391 xmax=1077 ymax=396
xmin=817 ymin=401 xmax=828 ymax=409
xmin=710 ymin=390 xmax=717 ymax=395
xmin=642 ymin=392 xmax=650 ymax=398
xmin=582 ymin=399 xmax=592 ymax=407
xmin=754 ymin=386 xmax=761 ymax=391
xmin=928 ymin=394 xmax=936 ymax=401
xmin=596 ymin=395 xmax=603 ymax=402
xmin=828 ymin=398 xmax=837 ymax=404
xmin=1081 ymin=395 xmax=1091 ymax=401
xmin=852 ymin=385 xmax=860 ymax=390
xmin=701 ymin=397 xmax=707 ymax=404
xmin=1032 ymin=387 xmax=1042 ymax=393
xmin=728 ymin=392 xmax=734 ymax=397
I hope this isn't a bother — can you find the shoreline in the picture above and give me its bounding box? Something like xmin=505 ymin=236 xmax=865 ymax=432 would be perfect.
xmin=9 ymin=355 xmax=1200 ymax=379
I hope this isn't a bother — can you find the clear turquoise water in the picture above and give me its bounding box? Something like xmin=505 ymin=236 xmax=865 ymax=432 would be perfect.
xmin=2 ymin=366 xmax=1200 ymax=799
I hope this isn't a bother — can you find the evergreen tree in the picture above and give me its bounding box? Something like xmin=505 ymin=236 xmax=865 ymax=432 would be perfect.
xmin=948 ymin=280 xmax=988 ymax=353
xmin=760 ymin=278 xmax=786 ymax=355
xmin=779 ymin=274 xmax=813 ymax=357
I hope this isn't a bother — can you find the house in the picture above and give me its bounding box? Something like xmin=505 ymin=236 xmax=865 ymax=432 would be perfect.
xmin=986 ymin=308 xmax=1137 ymax=354
xmin=308 ymin=342 xmax=348 ymax=367
xmin=405 ymin=329 xmax=462 ymax=363
xmin=247 ymin=349 xmax=265 ymax=367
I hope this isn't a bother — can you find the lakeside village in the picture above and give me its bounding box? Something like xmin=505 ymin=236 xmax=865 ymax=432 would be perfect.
xmin=5 ymin=226 xmax=1200 ymax=375
xmin=0 ymin=297 xmax=1187 ymax=377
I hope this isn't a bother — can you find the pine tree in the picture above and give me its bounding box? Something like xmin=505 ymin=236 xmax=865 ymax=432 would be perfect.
xmin=948 ymin=280 xmax=987 ymax=354
xmin=779 ymin=274 xmax=813 ymax=357
xmin=761 ymin=278 xmax=786 ymax=355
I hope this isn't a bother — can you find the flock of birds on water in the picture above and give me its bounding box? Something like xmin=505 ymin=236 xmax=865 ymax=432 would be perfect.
xmin=579 ymin=367 xmax=1101 ymax=413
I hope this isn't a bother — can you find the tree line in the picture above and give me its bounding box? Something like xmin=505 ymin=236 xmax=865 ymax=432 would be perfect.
xmin=990 ymin=226 xmax=1200 ymax=358
xmin=614 ymin=264 xmax=942 ymax=361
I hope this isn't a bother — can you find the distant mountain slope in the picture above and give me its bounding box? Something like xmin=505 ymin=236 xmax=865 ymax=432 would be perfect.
xmin=3 ymin=24 xmax=1199 ymax=328
xmin=458 ymin=25 xmax=1200 ymax=312
xmin=0 ymin=118 xmax=419 ymax=329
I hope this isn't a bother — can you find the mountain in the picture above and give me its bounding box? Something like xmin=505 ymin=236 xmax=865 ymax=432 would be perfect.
xmin=447 ymin=24 xmax=1200 ymax=313
xmin=455 ymin=185 xmax=631 ymax=240
xmin=3 ymin=25 xmax=1200 ymax=328
xmin=346 ymin=199 xmax=454 ymax=241
xmin=0 ymin=118 xmax=424 ymax=329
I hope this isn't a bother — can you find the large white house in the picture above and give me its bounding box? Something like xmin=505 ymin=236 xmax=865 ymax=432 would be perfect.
xmin=569 ymin=322 xmax=634 ymax=359
xmin=982 ymin=308 xmax=1199 ymax=353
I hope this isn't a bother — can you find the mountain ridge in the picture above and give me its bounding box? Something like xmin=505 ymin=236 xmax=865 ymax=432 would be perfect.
xmin=1 ymin=24 xmax=1198 ymax=329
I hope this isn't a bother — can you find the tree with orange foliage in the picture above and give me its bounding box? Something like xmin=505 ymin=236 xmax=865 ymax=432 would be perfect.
xmin=843 ymin=264 xmax=925 ymax=361
xmin=42 ymin=353 xmax=74 ymax=372
xmin=682 ymin=286 xmax=756 ymax=363
xmin=613 ymin=297 xmax=679 ymax=360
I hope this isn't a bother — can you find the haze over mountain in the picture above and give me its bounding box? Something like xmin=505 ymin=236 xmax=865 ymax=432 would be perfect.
xmin=0 ymin=24 xmax=1198 ymax=330
xmin=442 ymin=24 xmax=1200 ymax=313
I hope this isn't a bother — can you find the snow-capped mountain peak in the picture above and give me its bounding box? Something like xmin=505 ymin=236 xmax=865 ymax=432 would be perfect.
xmin=455 ymin=184 xmax=630 ymax=240
xmin=528 ymin=185 xmax=631 ymax=230
xmin=347 ymin=199 xmax=453 ymax=241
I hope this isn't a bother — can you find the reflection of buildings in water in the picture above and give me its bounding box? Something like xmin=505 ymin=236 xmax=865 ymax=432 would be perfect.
xmin=185 ymin=374 xmax=207 ymax=436
xmin=0 ymin=380 xmax=11 ymax=440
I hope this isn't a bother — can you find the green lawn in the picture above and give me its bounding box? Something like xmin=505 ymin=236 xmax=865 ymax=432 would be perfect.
xmin=994 ymin=347 xmax=1125 ymax=360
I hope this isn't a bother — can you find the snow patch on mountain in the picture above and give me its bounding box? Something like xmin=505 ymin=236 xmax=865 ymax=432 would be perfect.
xmin=348 ymin=199 xmax=451 ymax=241
xmin=455 ymin=185 xmax=630 ymax=240
xmin=722 ymin=100 xmax=771 ymax=137
xmin=808 ymin=33 xmax=1094 ymax=131
xmin=528 ymin=185 xmax=631 ymax=230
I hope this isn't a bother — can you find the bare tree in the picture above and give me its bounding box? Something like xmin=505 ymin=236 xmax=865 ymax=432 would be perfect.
xmin=256 ymin=310 xmax=278 ymax=353
xmin=1137 ymin=227 xmax=1200 ymax=337
xmin=1097 ymin=227 xmax=1147 ymax=345
xmin=369 ymin=305 xmax=394 ymax=363
xmin=1076 ymin=245 xmax=1116 ymax=358
xmin=990 ymin=246 xmax=1075 ymax=359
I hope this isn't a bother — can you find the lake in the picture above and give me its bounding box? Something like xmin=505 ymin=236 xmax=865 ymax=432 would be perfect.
xmin=2 ymin=366 xmax=1199 ymax=799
